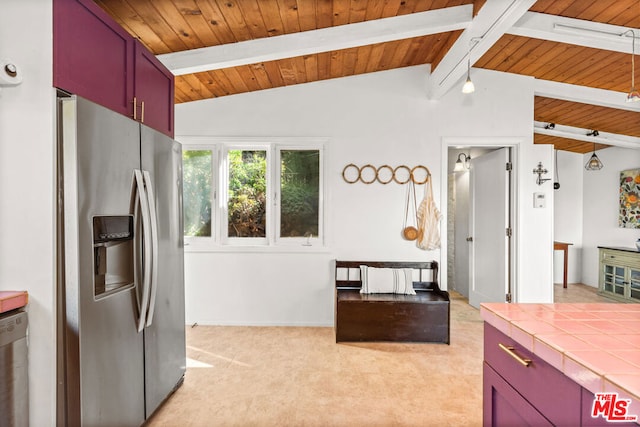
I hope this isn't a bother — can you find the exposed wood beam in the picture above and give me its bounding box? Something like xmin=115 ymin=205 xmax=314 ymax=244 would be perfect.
xmin=508 ymin=12 xmax=636 ymax=54
xmin=534 ymin=121 xmax=640 ymax=150
xmin=157 ymin=5 xmax=473 ymax=76
xmin=534 ymin=79 xmax=640 ymax=113
xmin=428 ymin=0 xmax=537 ymax=100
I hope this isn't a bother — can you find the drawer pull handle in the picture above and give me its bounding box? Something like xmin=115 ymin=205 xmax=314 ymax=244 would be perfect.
xmin=499 ymin=343 xmax=532 ymax=367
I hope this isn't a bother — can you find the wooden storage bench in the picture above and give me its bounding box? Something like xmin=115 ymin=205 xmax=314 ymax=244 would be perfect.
xmin=334 ymin=260 xmax=450 ymax=344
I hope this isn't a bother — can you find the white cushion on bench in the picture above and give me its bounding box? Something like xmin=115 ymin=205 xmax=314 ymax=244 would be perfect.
xmin=359 ymin=266 xmax=416 ymax=295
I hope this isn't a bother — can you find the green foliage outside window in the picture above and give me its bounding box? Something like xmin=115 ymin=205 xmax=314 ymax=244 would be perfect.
xmin=183 ymin=147 xmax=321 ymax=241
xmin=228 ymin=150 xmax=267 ymax=237
xmin=280 ymin=150 xmax=319 ymax=237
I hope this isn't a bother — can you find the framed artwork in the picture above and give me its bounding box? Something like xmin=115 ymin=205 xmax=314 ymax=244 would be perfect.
xmin=619 ymin=168 xmax=640 ymax=228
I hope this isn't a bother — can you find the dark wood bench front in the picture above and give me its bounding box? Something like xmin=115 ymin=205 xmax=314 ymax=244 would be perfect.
xmin=335 ymin=261 xmax=450 ymax=344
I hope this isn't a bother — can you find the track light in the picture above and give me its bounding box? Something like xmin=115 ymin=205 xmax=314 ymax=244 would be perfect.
xmin=587 ymin=130 xmax=599 ymax=137
xmin=545 ymin=123 xmax=555 ymax=130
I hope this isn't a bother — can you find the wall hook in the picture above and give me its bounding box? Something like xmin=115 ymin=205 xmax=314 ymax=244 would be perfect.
xmin=533 ymin=162 xmax=550 ymax=185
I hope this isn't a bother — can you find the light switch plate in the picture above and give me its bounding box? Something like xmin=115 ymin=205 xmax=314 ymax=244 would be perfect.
xmin=534 ymin=192 xmax=545 ymax=208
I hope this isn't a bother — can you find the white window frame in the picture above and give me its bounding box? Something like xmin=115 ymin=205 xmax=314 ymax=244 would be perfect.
xmin=222 ymin=144 xmax=272 ymax=246
xmin=274 ymin=145 xmax=324 ymax=248
xmin=179 ymin=136 xmax=327 ymax=252
xmin=180 ymin=139 xmax=218 ymax=247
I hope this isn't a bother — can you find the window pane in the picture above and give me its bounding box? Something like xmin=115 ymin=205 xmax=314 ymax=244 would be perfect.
xmin=228 ymin=150 xmax=267 ymax=237
xmin=280 ymin=150 xmax=319 ymax=237
xmin=183 ymin=150 xmax=212 ymax=237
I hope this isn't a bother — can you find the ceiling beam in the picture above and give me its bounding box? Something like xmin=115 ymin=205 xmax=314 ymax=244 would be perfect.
xmin=508 ymin=12 xmax=637 ymax=54
xmin=427 ymin=0 xmax=537 ymax=100
xmin=535 ymin=79 xmax=640 ymax=112
xmin=157 ymin=5 xmax=472 ymax=76
xmin=534 ymin=121 xmax=640 ymax=150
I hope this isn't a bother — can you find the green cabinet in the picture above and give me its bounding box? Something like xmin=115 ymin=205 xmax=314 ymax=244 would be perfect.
xmin=598 ymin=247 xmax=640 ymax=302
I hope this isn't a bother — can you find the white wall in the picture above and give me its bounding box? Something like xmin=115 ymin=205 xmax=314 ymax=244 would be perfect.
xmin=0 ymin=1 xmax=55 ymax=424
xmin=582 ymin=147 xmax=640 ymax=286
xmin=553 ymin=150 xmax=584 ymax=284
xmin=176 ymin=64 xmax=554 ymax=325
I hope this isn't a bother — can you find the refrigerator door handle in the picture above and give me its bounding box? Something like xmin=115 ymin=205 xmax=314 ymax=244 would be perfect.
xmin=132 ymin=170 xmax=152 ymax=333
xmin=143 ymin=170 xmax=159 ymax=328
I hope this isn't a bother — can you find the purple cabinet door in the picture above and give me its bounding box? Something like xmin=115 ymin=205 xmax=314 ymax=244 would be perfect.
xmin=484 ymin=324 xmax=582 ymax=426
xmin=484 ymin=363 xmax=553 ymax=426
xmin=53 ymin=0 xmax=133 ymax=117
xmin=133 ymin=40 xmax=175 ymax=137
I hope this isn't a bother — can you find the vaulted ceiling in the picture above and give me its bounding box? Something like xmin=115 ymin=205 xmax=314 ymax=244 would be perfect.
xmin=95 ymin=0 xmax=640 ymax=154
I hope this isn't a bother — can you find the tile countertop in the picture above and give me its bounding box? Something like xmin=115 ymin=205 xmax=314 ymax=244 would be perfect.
xmin=0 ymin=291 xmax=28 ymax=314
xmin=481 ymin=303 xmax=640 ymax=411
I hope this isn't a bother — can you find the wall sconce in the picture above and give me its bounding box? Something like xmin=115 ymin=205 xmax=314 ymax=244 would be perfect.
xmin=454 ymin=152 xmax=471 ymax=172
xmin=533 ymin=162 xmax=550 ymax=185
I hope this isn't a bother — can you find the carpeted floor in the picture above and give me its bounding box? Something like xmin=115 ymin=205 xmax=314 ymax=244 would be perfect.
xmin=147 ymin=284 xmax=612 ymax=427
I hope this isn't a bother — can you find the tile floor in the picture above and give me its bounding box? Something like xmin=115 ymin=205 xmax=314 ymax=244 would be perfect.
xmin=147 ymin=283 xmax=614 ymax=427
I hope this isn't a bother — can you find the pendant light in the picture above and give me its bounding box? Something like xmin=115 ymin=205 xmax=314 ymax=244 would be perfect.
xmin=584 ymin=133 xmax=603 ymax=171
xmin=462 ymin=54 xmax=475 ymax=94
xmin=462 ymin=38 xmax=480 ymax=94
xmin=625 ymin=29 xmax=640 ymax=102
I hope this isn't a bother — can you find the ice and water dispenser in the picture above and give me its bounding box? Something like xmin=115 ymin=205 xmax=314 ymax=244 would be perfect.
xmin=93 ymin=216 xmax=134 ymax=299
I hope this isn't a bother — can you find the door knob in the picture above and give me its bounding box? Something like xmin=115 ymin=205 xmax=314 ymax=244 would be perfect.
xmin=466 ymin=237 xmax=473 ymax=242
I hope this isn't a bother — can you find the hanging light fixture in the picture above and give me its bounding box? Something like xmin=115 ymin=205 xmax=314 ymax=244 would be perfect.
xmin=462 ymin=38 xmax=480 ymax=94
xmin=461 ymin=54 xmax=475 ymax=94
xmin=624 ymin=29 xmax=640 ymax=102
xmin=585 ymin=131 xmax=603 ymax=170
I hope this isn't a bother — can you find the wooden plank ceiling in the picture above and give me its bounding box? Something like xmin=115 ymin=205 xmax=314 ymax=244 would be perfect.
xmin=96 ymin=0 xmax=640 ymax=154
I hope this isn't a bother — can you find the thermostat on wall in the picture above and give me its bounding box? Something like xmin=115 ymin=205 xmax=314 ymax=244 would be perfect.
xmin=534 ymin=192 xmax=546 ymax=208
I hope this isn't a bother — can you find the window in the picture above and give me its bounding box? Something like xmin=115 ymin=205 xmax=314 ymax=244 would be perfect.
xmin=183 ymin=150 xmax=212 ymax=237
xmin=279 ymin=150 xmax=320 ymax=239
xmin=181 ymin=138 xmax=325 ymax=249
xmin=226 ymin=148 xmax=268 ymax=240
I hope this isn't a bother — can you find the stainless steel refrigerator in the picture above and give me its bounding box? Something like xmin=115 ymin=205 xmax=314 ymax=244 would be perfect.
xmin=56 ymin=95 xmax=185 ymax=426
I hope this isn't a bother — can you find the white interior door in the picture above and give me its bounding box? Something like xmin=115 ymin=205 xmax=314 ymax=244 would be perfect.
xmin=469 ymin=148 xmax=510 ymax=308
xmin=454 ymin=171 xmax=470 ymax=298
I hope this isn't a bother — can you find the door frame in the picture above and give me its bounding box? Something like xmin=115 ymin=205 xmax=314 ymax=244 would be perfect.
xmin=440 ymin=137 xmax=520 ymax=302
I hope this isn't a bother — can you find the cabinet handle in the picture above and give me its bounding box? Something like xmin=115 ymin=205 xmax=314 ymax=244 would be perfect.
xmin=498 ymin=343 xmax=532 ymax=367
xmin=132 ymin=96 xmax=138 ymax=120
xmin=140 ymin=101 xmax=145 ymax=123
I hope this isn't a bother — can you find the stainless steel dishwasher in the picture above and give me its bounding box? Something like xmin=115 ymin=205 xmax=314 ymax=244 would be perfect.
xmin=0 ymin=310 xmax=28 ymax=427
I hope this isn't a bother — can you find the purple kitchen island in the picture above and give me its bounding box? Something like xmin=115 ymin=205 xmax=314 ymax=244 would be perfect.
xmin=481 ymin=303 xmax=640 ymax=426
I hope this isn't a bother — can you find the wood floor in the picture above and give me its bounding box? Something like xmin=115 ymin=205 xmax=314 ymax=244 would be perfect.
xmin=147 ymin=284 xmax=614 ymax=427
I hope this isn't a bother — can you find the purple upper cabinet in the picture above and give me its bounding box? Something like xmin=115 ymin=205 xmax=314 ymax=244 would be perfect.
xmin=133 ymin=40 xmax=175 ymax=137
xmin=53 ymin=0 xmax=175 ymax=137
xmin=53 ymin=0 xmax=133 ymax=117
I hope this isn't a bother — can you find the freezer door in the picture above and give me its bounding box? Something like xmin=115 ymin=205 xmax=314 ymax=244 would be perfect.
xmin=140 ymin=125 xmax=186 ymax=418
xmin=59 ymin=96 xmax=145 ymax=427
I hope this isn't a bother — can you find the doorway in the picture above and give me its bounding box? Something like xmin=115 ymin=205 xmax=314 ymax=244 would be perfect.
xmin=445 ymin=144 xmax=516 ymax=308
